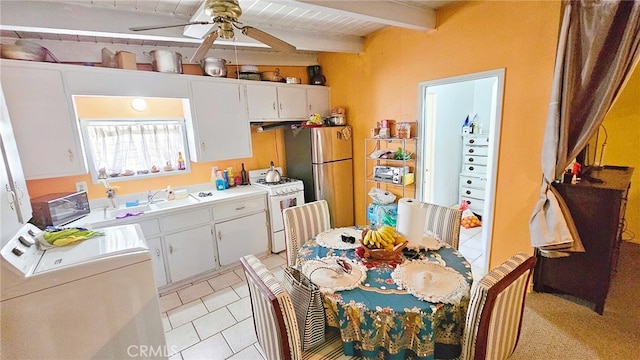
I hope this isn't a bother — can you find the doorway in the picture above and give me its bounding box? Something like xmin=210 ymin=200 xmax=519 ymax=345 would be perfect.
xmin=416 ymin=69 xmax=505 ymax=276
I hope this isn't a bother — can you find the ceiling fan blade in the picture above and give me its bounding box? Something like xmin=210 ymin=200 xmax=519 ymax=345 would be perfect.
xmin=241 ymin=27 xmax=296 ymax=52
xmin=130 ymin=21 xmax=212 ymax=32
xmin=190 ymin=30 xmax=219 ymax=62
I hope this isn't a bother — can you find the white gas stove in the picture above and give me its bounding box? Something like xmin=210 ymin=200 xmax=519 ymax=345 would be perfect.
xmin=249 ymin=167 xmax=305 ymax=253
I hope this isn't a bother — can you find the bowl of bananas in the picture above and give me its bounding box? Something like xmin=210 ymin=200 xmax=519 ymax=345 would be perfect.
xmin=359 ymin=225 xmax=408 ymax=261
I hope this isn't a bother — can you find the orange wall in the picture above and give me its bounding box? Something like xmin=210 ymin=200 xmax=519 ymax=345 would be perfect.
xmin=602 ymin=62 xmax=640 ymax=243
xmin=319 ymin=1 xmax=563 ymax=268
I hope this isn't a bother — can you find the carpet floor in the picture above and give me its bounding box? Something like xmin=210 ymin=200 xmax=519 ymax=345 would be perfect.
xmin=510 ymin=241 xmax=640 ymax=359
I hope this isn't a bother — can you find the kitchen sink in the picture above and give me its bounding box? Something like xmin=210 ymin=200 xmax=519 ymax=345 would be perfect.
xmin=104 ymin=203 xmax=152 ymax=219
xmin=150 ymin=194 xmax=201 ymax=210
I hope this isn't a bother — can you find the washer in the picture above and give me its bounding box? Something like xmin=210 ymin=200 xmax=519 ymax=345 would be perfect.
xmin=1 ymin=223 xmax=167 ymax=359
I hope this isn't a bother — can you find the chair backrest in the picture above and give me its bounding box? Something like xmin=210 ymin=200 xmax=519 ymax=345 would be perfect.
xmin=282 ymin=200 xmax=331 ymax=266
xmin=461 ymin=253 xmax=536 ymax=360
xmin=240 ymin=254 xmax=302 ymax=360
xmin=423 ymin=202 xmax=462 ymax=249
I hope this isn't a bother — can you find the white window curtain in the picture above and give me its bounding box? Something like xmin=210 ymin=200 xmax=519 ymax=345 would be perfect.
xmin=86 ymin=120 xmax=186 ymax=178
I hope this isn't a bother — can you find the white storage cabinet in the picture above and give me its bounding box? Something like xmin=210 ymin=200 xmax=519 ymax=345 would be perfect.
xmin=307 ymin=87 xmax=331 ymax=118
xmin=246 ymin=83 xmax=308 ymax=121
xmin=459 ymin=134 xmax=490 ymax=215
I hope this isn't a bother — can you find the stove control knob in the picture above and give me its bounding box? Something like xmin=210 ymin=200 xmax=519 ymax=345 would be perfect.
xmin=11 ymin=247 xmax=24 ymax=256
xmin=18 ymin=235 xmax=35 ymax=247
xmin=275 ymin=189 xmax=283 ymax=195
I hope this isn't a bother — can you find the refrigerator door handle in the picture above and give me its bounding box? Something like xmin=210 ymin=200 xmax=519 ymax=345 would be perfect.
xmin=314 ymin=166 xmax=324 ymax=199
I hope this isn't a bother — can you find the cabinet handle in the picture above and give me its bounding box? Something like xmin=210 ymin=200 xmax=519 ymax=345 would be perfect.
xmin=169 ymin=245 xmax=174 ymax=254
xmin=201 ymin=142 xmax=206 ymax=152
xmin=273 ymin=102 xmax=276 ymax=110
xmin=279 ymin=103 xmax=283 ymax=111
xmin=235 ymin=206 xmax=245 ymax=211
xmin=5 ymin=185 xmax=16 ymax=210
xmin=469 ymin=139 xmax=475 ymax=144
xmin=466 ymin=190 xmax=471 ymax=195
xmin=67 ymin=149 xmax=73 ymax=162
xmin=469 ymin=148 xmax=474 ymax=153
xmin=156 ymin=248 xmax=161 ymax=257
xmin=468 ymin=166 xmax=475 ymax=171
xmin=467 ymin=180 xmax=472 ymax=184
xmin=468 ymin=157 xmax=474 ymax=162
xmin=217 ymin=230 xmax=222 ymax=240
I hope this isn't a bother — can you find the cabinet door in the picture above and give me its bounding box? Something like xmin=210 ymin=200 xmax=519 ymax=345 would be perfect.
xmin=189 ymin=80 xmax=252 ymax=161
xmin=215 ymin=212 xmax=268 ymax=267
xmin=277 ymin=86 xmax=308 ymax=119
xmin=146 ymin=236 xmax=167 ymax=288
xmin=1 ymin=66 xmax=86 ymax=179
xmin=246 ymin=84 xmax=278 ymax=120
xmin=165 ymin=224 xmax=217 ymax=283
xmin=307 ymin=87 xmax=330 ymax=118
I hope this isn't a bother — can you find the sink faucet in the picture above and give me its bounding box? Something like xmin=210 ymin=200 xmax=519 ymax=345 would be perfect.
xmin=147 ymin=189 xmax=166 ymax=204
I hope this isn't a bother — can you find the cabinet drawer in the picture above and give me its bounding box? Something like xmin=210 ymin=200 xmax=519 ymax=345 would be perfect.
xmin=213 ymin=196 xmax=266 ymax=221
xmin=461 ymin=196 xmax=484 ymax=214
xmin=462 ymin=164 xmax=487 ymax=175
xmin=137 ymin=218 xmax=161 ymax=237
xmin=459 ymin=175 xmax=487 ymax=189
xmin=464 ymin=136 xmax=490 ymax=146
xmin=462 ymin=155 xmax=488 ymax=166
xmin=463 ymin=145 xmax=489 ymax=156
xmin=460 ymin=186 xmax=485 ymax=200
xmin=161 ymin=208 xmax=211 ymax=231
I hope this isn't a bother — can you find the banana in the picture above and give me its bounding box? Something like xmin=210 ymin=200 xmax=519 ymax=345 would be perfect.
xmin=394 ymin=234 xmax=406 ymax=245
xmin=378 ymin=229 xmax=394 ymax=245
xmin=363 ymin=230 xmax=372 ymax=245
xmin=371 ymin=231 xmax=381 ymax=248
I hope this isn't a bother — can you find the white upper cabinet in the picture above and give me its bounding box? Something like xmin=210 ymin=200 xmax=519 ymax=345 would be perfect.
xmin=246 ymin=83 xmax=308 ymax=121
xmin=0 ymin=61 xmax=87 ymax=179
xmin=188 ymin=80 xmax=252 ymax=162
xmin=307 ymin=87 xmax=331 ymax=118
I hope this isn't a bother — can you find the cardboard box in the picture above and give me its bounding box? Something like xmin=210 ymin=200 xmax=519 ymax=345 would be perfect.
xmin=116 ymin=51 xmax=137 ymax=70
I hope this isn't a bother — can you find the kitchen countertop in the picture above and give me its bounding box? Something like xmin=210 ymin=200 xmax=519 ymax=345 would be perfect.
xmin=67 ymin=185 xmax=268 ymax=229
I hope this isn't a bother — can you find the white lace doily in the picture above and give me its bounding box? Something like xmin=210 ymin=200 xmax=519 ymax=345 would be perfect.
xmin=301 ymin=256 xmax=368 ymax=293
xmin=406 ymin=235 xmax=446 ymax=251
xmin=315 ymin=228 xmax=362 ymax=250
xmin=391 ymin=260 xmax=469 ymax=304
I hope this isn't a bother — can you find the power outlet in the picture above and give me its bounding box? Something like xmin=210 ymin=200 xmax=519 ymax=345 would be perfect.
xmin=76 ymin=181 xmax=88 ymax=193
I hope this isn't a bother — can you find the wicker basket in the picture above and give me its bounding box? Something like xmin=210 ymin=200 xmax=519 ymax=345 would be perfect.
xmin=359 ymin=239 xmax=407 ymax=261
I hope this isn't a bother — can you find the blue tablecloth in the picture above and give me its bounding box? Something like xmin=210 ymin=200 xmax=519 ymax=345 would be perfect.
xmin=296 ymin=232 xmax=473 ymax=360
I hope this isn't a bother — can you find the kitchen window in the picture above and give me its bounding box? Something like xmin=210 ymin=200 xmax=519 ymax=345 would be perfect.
xmin=80 ymin=119 xmax=190 ymax=183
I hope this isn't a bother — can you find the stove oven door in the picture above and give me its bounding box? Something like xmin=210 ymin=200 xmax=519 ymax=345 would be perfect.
xmin=269 ymin=191 xmax=305 ymax=253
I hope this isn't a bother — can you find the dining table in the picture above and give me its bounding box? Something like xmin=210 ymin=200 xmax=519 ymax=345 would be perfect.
xmin=295 ymin=226 xmax=473 ymax=360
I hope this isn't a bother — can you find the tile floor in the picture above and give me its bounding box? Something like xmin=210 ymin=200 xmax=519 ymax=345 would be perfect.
xmin=159 ymin=225 xmax=485 ymax=359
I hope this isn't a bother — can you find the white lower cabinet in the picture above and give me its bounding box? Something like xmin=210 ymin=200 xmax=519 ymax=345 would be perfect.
xmin=146 ymin=236 xmax=167 ymax=288
xmin=165 ymin=224 xmax=217 ymax=283
xmin=215 ymin=212 xmax=268 ymax=267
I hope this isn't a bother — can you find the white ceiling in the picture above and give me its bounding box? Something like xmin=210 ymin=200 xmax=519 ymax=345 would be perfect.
xmin=0 ymin=0 xmax=456 ymax=64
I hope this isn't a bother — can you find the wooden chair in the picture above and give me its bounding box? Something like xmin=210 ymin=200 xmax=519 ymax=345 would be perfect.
xmin=422 ymin=202 xmax=463 ymax=249
xmin=240 ymin=254 xmax=357 ymax=360
xmin=461 ymin=253 xmax=537 ymax=360
xmin=282 ymin=200 xmax=331 ymax=266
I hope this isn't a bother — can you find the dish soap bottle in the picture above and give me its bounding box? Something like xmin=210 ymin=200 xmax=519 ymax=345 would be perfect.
xmin=166 ymin=186 xmax=175 ymax=200
xmin=177 ymin=152 xmax=185 ymax=170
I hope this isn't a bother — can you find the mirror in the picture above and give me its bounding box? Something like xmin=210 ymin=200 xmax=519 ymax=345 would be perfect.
xmin=416 ymin=69 xmax=505 ymax=275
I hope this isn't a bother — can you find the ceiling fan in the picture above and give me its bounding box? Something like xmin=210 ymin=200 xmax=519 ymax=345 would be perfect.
xmin=129 ymin=0 xmax=296 ymax=62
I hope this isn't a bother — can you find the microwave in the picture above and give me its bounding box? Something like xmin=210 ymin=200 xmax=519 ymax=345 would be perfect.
xmin=373 ymin=165 xmax=409 ymax=184
xmin=30 ymin=191 xmax=90 ymax=229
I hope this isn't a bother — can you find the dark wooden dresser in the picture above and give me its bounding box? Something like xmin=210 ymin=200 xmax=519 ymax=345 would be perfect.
xmin=533 ymin=166 xmax=633 ymax=314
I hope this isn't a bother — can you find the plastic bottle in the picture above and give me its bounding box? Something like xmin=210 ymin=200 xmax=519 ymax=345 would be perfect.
xmin=177 ymin=152 xmax=185 ymax=170
xmin=166 ymin=186 xmax=175 ymax=200
xmin=241 ymin=163 xmax=248 ymax=185
xmin=227 ymin=167 xmax=235 ymax=187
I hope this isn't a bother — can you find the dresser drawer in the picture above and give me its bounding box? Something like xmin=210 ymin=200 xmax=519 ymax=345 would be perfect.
xmin=463 ymin=136 xmax=490 ymax=146
xmin=460 ymin=186 xmax=485 ymax=200
xmin=462 ymin=164 xmax=487 ymax=175
xmin=462 ymin=155 xmax=488 ymax=166
xmin=463 ymin=145 xmax=489 ymax=156
xmin=461 ymin=196 xmax=484 ymax=215
xmin=213 ymin=195 xmax=266 ymax=221
xmin=459 ymin=175 xmax=487 ymax=189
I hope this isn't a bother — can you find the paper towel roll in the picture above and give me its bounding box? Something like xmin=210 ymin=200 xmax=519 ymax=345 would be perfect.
xmin=396 ymin=198 xmax=428 ymax=242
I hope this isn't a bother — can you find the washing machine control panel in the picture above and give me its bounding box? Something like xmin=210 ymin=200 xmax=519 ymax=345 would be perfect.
xmin=1 ymin=224 xmax=44 ymax=277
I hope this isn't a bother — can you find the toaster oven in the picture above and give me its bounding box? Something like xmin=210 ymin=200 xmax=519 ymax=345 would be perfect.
xmin=373 ymin=165 xmax=409 ymax=184
xmin=30 ymin=191 xmax=90 ymax=229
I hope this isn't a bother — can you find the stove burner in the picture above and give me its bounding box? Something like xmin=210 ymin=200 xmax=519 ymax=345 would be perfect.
xmin=198 ymin=191 xmax=213 ymax=197
xmin=255 ymin=177 xmax=296 ymax=186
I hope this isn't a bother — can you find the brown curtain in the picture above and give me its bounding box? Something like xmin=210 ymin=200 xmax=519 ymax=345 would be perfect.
xmin=530 ymin=0 xmax=640 ymax=257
